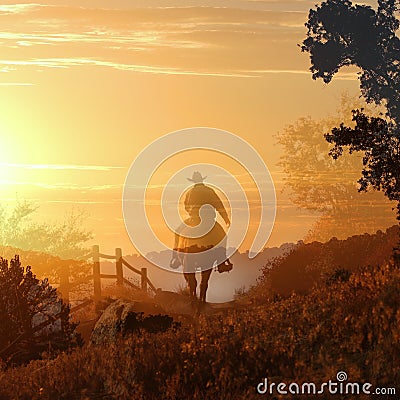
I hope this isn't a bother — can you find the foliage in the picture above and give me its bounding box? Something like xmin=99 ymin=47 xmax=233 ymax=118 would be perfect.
xmin=0 ymin=231 xmax=399 ymax=398
xmin=276 ymin=94 xmax=396 ymax=241
xmin=0 ymin=259 xmax=399 ymax=399
xmin=0 ymin=201 xmax=93 ymax=260
xmin=326 ymin=110 xmax=400 ymax=217
xmin=326 ymin=267 xmax=351 ymax=285
xmin=0 ymin=201 xmax=93 ymax=296
xmin=120 ymin=312 xmax=178 ymax=335
xmin=0 ymin=256 xmax=81 ymax=366
xmin=254 ymin=225 xmax=399 ymax=299
xmin=301 ymin=0 xmax=400 ymax=217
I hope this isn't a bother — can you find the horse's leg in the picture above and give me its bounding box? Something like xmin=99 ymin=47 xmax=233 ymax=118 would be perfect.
xmin=184 ymin=272 xmax=197 ymax=299
xmin=199 ymin=269 xmax=212 ymax=302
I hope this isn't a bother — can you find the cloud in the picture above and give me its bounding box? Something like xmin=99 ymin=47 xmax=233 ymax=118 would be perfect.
xmin=0 ymin=162 xmax=123 ymax=171
xmin=0 ymin=30 xmax=210 ymax=49
xmin=0 ymin=4 xmax=41 ymax=15
xmin=243 ymin=69 xmax=359 ymax=80
xmin=0 ymin=57 xmax=258 ymax=77
xmin=0 ymin=57 xmax=355 ymax=80
xmin=0 ymin=3 xmax=344 ymax=79
xmin=0 ymin=180 xmax=122 ymax=191
xmin=0 ymin=4 xmax=308 ymax=73
xmin=0 ymin=82 xmax=35 ymax=86
xmin=46 ymin=200 xmax=118 ymax=204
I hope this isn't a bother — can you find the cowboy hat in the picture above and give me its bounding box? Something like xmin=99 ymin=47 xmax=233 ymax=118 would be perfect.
xmin=187 ymin=171 xmax=207 ymax=183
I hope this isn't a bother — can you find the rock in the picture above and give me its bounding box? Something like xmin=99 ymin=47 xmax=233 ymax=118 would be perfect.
xmin=90 ymin=298 xmax=169 ymax=344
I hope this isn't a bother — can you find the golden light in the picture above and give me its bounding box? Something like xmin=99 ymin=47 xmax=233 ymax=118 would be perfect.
xmin=0 ymin=124 xmax=19 ymax=184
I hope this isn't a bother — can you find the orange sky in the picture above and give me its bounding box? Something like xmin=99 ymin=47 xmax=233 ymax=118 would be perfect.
xmin=0 ymin=0 xmax=389 ymax=257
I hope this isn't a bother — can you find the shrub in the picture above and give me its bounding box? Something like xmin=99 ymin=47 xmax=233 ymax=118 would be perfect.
xmin=0 ymin=256 xmax=81 ymax=366
xmin=0 ymin=261 xmax=399 ymax=399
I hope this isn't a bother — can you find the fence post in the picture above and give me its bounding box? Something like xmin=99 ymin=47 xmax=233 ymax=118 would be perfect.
xmin=141 ymin=267 xmax=148 ymax=292
xmin=59 ymin=263 xmax=70 ymax=304
xmin=93 ymin=245 xmax=101 ymax=304
xmin=116 ymin=248 xmax=123 ymax=286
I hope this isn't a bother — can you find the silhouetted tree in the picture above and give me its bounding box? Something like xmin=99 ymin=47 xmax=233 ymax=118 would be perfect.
xmin=0 ymin=256 xmax=81 ymax=366
xmin=301 ymin=0 xmax=400 ymax=218
xmin=0 ymin=201 xmax=93 ymax=259
xmin=277 ymin=95 xmax=397 ymax=241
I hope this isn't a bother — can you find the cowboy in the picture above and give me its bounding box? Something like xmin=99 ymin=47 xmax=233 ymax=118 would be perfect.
xmin=184 ymin=171 xmax=230 ymax=226
xmin=170 ymin=172 xmax=233 ymax=301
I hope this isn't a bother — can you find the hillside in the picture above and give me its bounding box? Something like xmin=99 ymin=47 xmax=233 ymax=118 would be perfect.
xmin=253 ymin=225 xmax=400 ymax=299
xmin=0 ymin=226 xmax=399 ymax=399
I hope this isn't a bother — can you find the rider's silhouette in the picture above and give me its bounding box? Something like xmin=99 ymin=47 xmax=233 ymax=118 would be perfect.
xmin=184 ymin=171 xmax=230 ymax=226
xmin=170 ymin=171 xmax=232 ymax=301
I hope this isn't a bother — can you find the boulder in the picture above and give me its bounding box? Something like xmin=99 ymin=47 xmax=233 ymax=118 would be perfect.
xmin=90 ymin=298 xmax=169 ymax=344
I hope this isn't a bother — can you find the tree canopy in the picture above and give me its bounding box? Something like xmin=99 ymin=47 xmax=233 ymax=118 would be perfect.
xmin=301 ymin=0 xmax=400 ymax=218
xmin=0 ymin=201 xmax=92 ymax=259
xmin=276 ymin=95 xmax=397 ymax=241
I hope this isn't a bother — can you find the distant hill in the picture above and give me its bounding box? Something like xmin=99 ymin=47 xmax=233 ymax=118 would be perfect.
xmin=5 ymin=225 xmax=398 ymax=304
xmin=0 ymin=242 xmax=294 ymax=303
xmin=255 ymin=225 xmax=400 ymax=299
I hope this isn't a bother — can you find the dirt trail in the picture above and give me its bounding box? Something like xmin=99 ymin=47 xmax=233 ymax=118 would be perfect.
xmin=75 ymin=291 xmax=251 ymax=343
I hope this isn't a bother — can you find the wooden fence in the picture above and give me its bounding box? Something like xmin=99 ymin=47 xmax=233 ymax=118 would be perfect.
xmin=59 ymin=245 xmax=157 ymax=306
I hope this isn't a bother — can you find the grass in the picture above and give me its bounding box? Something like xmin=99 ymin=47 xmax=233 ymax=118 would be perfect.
xmin=0 ymin=259 xmax=399 ymax=399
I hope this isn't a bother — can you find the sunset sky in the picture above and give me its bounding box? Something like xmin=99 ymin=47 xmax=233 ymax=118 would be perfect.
xmin=0 ymin=0 xmax=391 ymax=257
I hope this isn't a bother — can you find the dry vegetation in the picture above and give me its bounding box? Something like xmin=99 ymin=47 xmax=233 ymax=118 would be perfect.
xmin=0 ymin=229 xmax=399 ymax=399
xmin=0 ymin=228 xmax=400 ymax=400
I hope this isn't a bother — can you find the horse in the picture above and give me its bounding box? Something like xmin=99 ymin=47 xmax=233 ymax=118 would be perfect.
xmin=171 ymin=206 xmax=227 ymax=302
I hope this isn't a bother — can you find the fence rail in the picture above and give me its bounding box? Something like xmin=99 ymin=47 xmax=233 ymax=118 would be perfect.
xmin=59 ymin=245 xmax=157 ymax=308
xmin=121 ymin=258 xmax=142 ymax=275
xmin=70 ymin=299 xmax=94 ymax=314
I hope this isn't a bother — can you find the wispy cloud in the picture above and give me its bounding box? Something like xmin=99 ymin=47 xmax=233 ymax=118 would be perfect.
xmin=0 ymin=4 xmax=41 ymax=15
xmin=0 ymin=30 xmax=208 ymax=49
xmin=0 ymin=163 xmax=124 ymax=171
xmin=243 ymin=69 xmax=359 ymax=80
xmin=0 ymin=180 xmax=122 ymax=191
xmin=0 ymin=4 xmax=310 ymax=77
xmin=0 ymin=82 xmax=35 ymax=86
xmin=46 ymin=200 xmax=118 ymax=204
xmin=0 ymin=58 xmax=257 ymax=77
xmin=0 ymin=2 xmax=357 ymax=97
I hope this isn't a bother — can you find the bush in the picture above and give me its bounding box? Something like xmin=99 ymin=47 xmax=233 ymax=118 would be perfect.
xmin=0 ymin=261 xmax=399 ymax=399
xmin=254 ymin=226 xmax=399 ymax=299
xmin=0 ymin=256 xmax=81 ymax=366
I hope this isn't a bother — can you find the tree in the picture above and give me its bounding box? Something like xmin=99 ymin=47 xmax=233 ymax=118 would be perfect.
xmin=0 ymin=256 xmax=81 ymax=366
xmin=0 ymin=200 xmax=93 ymax=259
xmin=301 ymin=0 xmax=400 ymax=218
xmin=0 ymin=202 xmax=94 ymax=303
xmin=276 ymin=95 xmax=397 ymax=241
